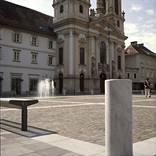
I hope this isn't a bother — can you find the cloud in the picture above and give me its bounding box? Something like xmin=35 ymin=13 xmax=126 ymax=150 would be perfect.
xmin=146 ymin=9 xmax=154 ymax=15
xmin=125 ymin=32 xmax=156 ymax=53
xmin=125 ymin=22 xmax=156 ymax=52
xmin=125 ymin=20 xmax=156 ymax=52
xmin=137 ymin=17 xmax=143 ymax=21
xmin=131 ymin=4 xmax=142 ymax=12
xmin=125 ymin=23 xmax=139 ymax=34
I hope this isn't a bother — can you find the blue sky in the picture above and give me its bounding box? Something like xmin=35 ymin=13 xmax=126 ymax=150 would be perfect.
xmin=5 ymin=0 xmax=156 ymax=53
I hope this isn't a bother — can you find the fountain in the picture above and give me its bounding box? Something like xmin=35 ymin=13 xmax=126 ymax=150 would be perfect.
xmin=38 ymin=79 xmax=54 ymax=98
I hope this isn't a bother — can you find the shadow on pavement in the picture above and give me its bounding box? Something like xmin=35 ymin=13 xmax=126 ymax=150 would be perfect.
xmin=0 ymin=119 xmax=57 ymax=138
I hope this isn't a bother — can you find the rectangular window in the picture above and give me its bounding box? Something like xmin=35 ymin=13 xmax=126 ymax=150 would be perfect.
xmin=134 ymin=73 xmax=137 ymax=79
xmin=32 ymin=37 xmax=37 ymax=46
xmin=48 ymin=55 xmax=53 ymax=65
xmin=31 ymin=53 xmax=38 ymax=64
xmin=118 ymin=55 xmax=121 ymax=69
xmin=13 ymin=50 xmax=20 ymax=62
xmin=13 ymin=32 xmax=22 ymax=43
xmin=29 ymin=79 xmax=38 ymax=91
xmin=80 ymin=48 xmax=85 ymax=65
xmin=11 ymin=78 xmax=21 ymax=94
xmin=59 ymin=48 xmax=63 ymax=65
xmin=49 ymin=41 xmax=53 ymax=49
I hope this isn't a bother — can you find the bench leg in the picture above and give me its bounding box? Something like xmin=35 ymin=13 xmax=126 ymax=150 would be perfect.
xmin=22 ymin=106 xmax=27 ymax=131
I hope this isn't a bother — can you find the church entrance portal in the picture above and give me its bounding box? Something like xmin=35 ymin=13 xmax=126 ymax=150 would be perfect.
xmin=59 ymin=74 xmax=63 ymax=94
xmin=100 ymin=73 xmax=106 ymax=93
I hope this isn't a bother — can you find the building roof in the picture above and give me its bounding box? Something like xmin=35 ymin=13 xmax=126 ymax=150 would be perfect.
xmin=125 ymin=41 xmax=156 ymax=58
xmin=0 ymin=0 xmax=56 ymax=36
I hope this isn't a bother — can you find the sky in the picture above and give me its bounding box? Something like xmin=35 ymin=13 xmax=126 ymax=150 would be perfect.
xmin=4 ymin=0 xmax=156 ymax=53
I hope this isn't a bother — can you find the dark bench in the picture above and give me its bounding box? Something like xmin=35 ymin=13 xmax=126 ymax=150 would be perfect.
xmin=0 ymin=99 xmax=38 ymax=131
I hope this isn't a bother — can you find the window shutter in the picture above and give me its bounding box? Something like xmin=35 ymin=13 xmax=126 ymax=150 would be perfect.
xmin=19 ymin=34 xmax=22 ymax=43
xmin=36 ymin=37 xmax=39 ymax=46
xmin=12 ymin=32 xmax=15 ymax=42
xmin=0 ymin=29 xmax=2 ymax=40
xmin=30 ymin=36 xmax=32 ymax=45
xmin=0 ymin=47 xmax=2 ymax=60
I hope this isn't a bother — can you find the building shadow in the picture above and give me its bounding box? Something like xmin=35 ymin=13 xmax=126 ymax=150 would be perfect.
xmin=0 ymin=119 xmax=57 ymax=138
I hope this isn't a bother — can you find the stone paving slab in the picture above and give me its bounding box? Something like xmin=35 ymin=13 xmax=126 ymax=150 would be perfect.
xmin=133 ymin=137 xmax=156 ymax=156
xmin=1 ymin=128 xmax=156 ymax=156
xmin=33 ymin=134 xmax=105 ymax=155
xmin=1 ymin=129 xmax=78 ymax=156
xmin=1 ymin=146 xmax=34 ymax=156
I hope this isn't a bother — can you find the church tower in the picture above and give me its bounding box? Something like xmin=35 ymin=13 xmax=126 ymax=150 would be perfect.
xmin=52 ymin=0 xmax=92 ymax=94
xmin=52 ymin=0 xmax=91 ymax=23
xmin=96 ymin=0 xmax=125 ymax=34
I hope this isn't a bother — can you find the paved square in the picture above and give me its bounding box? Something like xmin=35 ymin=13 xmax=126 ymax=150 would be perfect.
xmin=1 ymin=95 xmax=156 ymax=147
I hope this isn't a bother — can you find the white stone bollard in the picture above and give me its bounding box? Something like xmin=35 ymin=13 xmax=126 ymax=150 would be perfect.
xmin=105 ymin=79 xmax=133 ymax=156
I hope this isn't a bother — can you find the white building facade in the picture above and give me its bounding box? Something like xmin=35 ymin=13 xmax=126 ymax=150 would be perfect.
xmin=0 ymin=1 xmax=56 ymax=96
xmin=125 ymin=41 xmax=156 ymax=91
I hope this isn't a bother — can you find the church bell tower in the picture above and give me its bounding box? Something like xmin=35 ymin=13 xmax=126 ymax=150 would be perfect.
xmin=53 ymin=0 xmax=91 ymax=23
xmin=96 ymin=0 xmax=125 ymax=34
xmin=52 ymin=0 xmax=92 ymax=94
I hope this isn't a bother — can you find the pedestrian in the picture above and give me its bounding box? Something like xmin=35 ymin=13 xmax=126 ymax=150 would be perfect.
xmin=144 ymin=77 xmax=151 ymax=98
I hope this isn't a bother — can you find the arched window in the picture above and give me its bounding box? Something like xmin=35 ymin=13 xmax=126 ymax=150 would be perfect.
xmin=118 ymin=55 xmax=121 ymax=69
xmin=79 ymin=5 xmax=83 ymax=13
xmin=103 ymin=0 xmax=106 ymax=13
xmin=80 ymin=47 xmax=85 ymax=65
xmin=117 ymin=20 xmax=120 ymax=27
xmin=60 ymin=5 xmax=63 ymax=13
xmin=59 ymin=48 xmax=63 ymax=65
xmin=115 ymin=0 xmax=119 ymax=15
xmin=100 ymin=42 xmax=106 ymax=64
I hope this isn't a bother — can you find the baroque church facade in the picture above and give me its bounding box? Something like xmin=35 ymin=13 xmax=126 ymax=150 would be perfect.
xmin=0 ymin=0 xmax=127 ymax=95
xmin=52 ymin=0 xmax=127 ymax=94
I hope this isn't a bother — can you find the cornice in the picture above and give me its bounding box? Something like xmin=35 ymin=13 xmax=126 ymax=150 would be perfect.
xmin=51 ymin=18 xmax=89 ymax=30
xmin=0 ymin=24 xmax=57 ymax=39
xmin=0 ymin=43 xmax=56 ymax=56
xmin=1 ymin=64 xmax=55 ymax=71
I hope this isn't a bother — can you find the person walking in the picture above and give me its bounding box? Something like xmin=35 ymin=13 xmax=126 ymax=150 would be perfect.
xmin=144 ymin=77 xmax=151 ymax=98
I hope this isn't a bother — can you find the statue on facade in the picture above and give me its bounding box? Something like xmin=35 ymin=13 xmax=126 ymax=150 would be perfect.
xmin=112 ymin=60 xmax=117 ymax=78
xmin=98 ymin=63 xmax=109 ymax=78
xmin=90 ymin=9 xmax=96 ymax=16
xmin=96 ymin=0 xmax=106 ymax=15
xmin=91 ymin=57 xmax=97 ymax=77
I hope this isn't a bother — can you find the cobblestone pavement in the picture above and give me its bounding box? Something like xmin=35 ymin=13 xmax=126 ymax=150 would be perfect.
xmin=1 ymin=95 xmax=156 ymax=146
